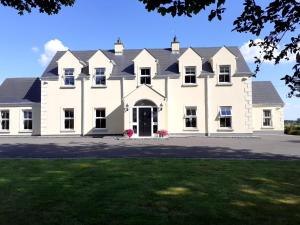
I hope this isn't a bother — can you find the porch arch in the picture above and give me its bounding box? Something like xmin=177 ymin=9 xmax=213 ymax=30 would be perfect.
xmin=134 ymin=99 xmax=157 ymax=107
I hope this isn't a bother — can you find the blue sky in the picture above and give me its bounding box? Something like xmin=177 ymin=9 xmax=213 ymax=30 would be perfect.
xmin=0 ymin=0 xmax=299 ymax=119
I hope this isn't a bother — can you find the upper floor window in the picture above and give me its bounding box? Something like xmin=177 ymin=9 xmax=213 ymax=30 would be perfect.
xmin=64 ymin=109 xmax=74 ymax=130
xmin=23 ymin=110 xmax=32 ymax=130
xmin=219 ymin=106 xmax=232 ymax=128
xmin=219 ymin=65 xmax=230 ymax=83
xmin=185 ymin=107 xmax=197 ymax=128
xmin=263 ymin=110 xmax=272 ymax=127
xmin=140 ymin=68 xmax=151 ymax=85
xmin=95 ymin=68 xmax=106 ymax=86
xmin=64 ymin=68 xmax=75 ymax=86
xmin=95 ymin=108 xmax=106 ymax=129
xmin=0 ymin=110 xmax=9 ymax=131
xmin=185 ymin=67 xmax=196 ymax=84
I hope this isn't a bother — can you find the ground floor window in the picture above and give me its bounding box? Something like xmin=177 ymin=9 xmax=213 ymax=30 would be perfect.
xmin=219 ymin=106 xmax=232 ymax=128
xmin=263 ymin=109 xmax=272 ymax=127
xmin=0 ymin=110 xmax=9 ymax=131
xmin=95 ymin=108 xmax=106 ymax=129
xmin=23 ymin=110 xmax=32 ymax=130
xmin=185 ymin=107 xmax=197 ymax=128
xmin=64 ymin=109 xmax=74 ymax=130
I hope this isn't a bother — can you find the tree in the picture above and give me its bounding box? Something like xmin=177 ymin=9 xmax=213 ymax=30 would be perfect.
xmin=2 ymin=0 xmax=300 ymax=96
xmin=139 ymin=0 xmax=300 ymax=97
xmin=0 ymin=0 xmax=75 ymax=15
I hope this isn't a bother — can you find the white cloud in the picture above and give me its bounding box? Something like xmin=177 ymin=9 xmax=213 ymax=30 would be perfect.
xmin=240 ymin=39 xmax=295 ymax=64
xmin=39 ymin=39 xmax=68 ymax=66
xmin=31 ymin=46 xmax=39 ymax=53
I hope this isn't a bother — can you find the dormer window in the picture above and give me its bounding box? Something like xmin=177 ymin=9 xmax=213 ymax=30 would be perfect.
xmin=140 ymin=68 xmax=151 ymax=85
xmin=64 ymin=68 xmax=75 ymax=86
xmin=219 ymin=65 xmax=230 ymax=83
xmin=95 ymin=68 xmax=106 ymax=86
xmin=184 ymin=67 xmax=196 ymax=84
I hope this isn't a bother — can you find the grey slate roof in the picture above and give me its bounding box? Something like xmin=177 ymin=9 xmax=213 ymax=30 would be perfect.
xmin=41 ymin=46 xmax=252 ymax=78
xmin=252 ymin=81 xmax=284 ymax=106
xmin=0 ymin=78 xmax=41 ymax=105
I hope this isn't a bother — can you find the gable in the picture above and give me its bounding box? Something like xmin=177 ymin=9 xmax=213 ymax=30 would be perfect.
xmin=123 ymin=85 xmax=165 ymax=107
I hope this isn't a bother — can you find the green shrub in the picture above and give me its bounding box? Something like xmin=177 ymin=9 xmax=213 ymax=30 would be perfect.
xmin=289 ymin=130 xmax=300 ymax=135
xmin=284 ymin=126 xmax=291 ymax=134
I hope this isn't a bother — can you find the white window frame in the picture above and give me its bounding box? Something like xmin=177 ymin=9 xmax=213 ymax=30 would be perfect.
xmin=64 ymin=68 xmax=75 ymax=86
xmin=219 ymin=65 xmax=231 ymax=84
xmin=0 ymin=110 xmax=9 ymax=131
xmin=94 ymin=68 xmax=106 ymax=86
xmin=23 ymin=110 xmax=33 ymax=131
xmin=184 ymin=66 xmax=197 ymax=84
xmin=219 ymin=106 xmax=232 ymax=128
xmin=140 ymin=68 xmax=151 ymax=85
xmin=262 ymin=109 xmax=272 ymax=127
xmin=184 ymin=106 xmax=197 ymax=129
xmin=95 ymin=108 xmax=106 ymax=129
xmin=63 ymin=108 xmax=74 ymax=130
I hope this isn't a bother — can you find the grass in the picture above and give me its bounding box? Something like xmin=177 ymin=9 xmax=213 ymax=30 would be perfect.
xmin=0 ymin=159 xmax=300 ymax=225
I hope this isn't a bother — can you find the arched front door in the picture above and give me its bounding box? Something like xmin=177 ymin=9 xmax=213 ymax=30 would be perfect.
xmin=133 ymin=100 xmax=158 ymax=137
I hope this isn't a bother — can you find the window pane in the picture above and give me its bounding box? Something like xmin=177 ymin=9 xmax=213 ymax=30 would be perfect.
xmin=133 ymin=125 xmax=137 ymax=134
xmin=96 ymin=110 xmax=100 ymax=118
xmin=65 ymin=68 xmax=74 ymax=75
xmin=225 ymin=118 xmax=231 ymax=127
xmin=153 ymin=108 xmax=158 ymax=122
xmin=70 ymin=119 xmax=74 ymax=129
xmin=185 ymin=76 xmax=190 ymax=83
xmin=95 ymin=68 xmax=105 ymax=75
xmin=141 ymin=68 xmax=150 ymax=75
xmin=224 ymin=75 xmax=230 ymax=82
xmin=185 ymin=118 xmax=197 ymax=128
xmin=220 ymin=118 xmax=226 ymax=127
xmin=141 ymin=77 xmax=146 ymax=84
xmin=96 ymin=118 xmax=100 ymax=128
xmin=153 ymin=125 xmax=158 ymax=133
xmin=100 ymin=118 xmax=106 ymax=128
xmin=191 ymin=118 xmax=197 ymax=127
xmin=190 ymin=75 xmax=196 ymax=83
xmin=263 ymin=118 xmax=271 ymax=126
xmin=1 ymin=111 xmax=9 ymax=119
xmin=133 ymin=108 xmax=137 ymax=122
xmin=65 ymin=77 xmax=74 ymax=85
xmin=264 ymin=110 xmax=271 ymax=117
xmin=1 ymin=120 xmax=9 ymax=130
xmin=219 ymin=75 xmax=225 ymax=83
xmin=145 ymin=77 xmax=151 ymax=84
xmin=65 ymin=120 xmax=70 ymax=129
xmin=100 ymin=109 xmax=105 ymax=117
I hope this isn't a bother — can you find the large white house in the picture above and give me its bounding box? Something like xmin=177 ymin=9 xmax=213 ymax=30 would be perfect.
xmin=0 ymin=38 xmax=284 ymax=137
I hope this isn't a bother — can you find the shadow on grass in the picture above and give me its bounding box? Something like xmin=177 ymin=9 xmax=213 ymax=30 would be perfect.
xmin=0 ymin=141 xmax=299 ymax=160
xmin=0 ymin=160 xmax=299 ymax=225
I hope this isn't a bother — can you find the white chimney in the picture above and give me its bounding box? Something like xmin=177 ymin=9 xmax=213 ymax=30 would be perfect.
xmin=171 ymin=36 xmax=180 ymax=54
xmin=114 ymin=37 xmax=124 ymax=55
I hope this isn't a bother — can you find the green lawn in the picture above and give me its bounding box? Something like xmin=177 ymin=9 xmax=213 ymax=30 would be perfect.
xmin=0 ymin=159 xmax=300 ymax=225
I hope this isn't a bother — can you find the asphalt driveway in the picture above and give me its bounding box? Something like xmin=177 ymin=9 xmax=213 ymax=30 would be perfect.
xmin=0 ymin=134 xmax=299 ymax=159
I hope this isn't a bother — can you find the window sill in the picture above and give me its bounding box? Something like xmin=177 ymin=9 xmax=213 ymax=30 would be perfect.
xmin=182 ymin=84 xmax=198 ymax=87
xmin=19 ymin=130 xmax=32 ymax=133
xmin=216 ymin=83 xmax=233 ymax=86
xmin=60 ymin=129 xmax=75 ymax=133
xmin=0 ymin=130 xmax=10 ymax=134
xmin=91 ymin=85 xmax=107 ymax=88
xmin=183 ymin=128 xmax=199 ymax=131
xmin=60 ymin=86 xmax=75 ymax=89
xmin=93 ymin=128 xmax=108 ymax=132
xmin=261 ymin=127 xmax=274 ymax=129
xmin=217 ymin=128 xmax=233 ymax=132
